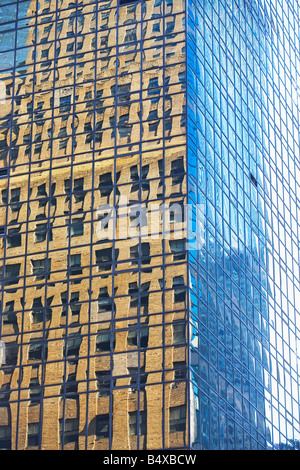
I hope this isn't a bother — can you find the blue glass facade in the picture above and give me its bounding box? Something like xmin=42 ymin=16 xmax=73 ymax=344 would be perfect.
xmin=187 ymin=0 xmax=300 ymax=449
xmin=0 ymin=0 xmax=299 ymax=451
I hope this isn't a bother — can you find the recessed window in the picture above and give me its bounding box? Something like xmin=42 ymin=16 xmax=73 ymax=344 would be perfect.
xmin=3 ymin=301 xmax=17 ymax=325
xmin=169 ymin=405 xmax=186 ymax=433
xmin=67 ymin=218 xmax=84 ymax=237
xmin=7 ymin=227 xmax=21 ymax=247
xmin=69 ymin=254 xmax=82 ymax=275
xmin=0 ymin=425 xmax=11 ymax=449
xmin=174 ymin=361 xmax=187 ymax=380
xmin=10 ymin=188 xmax=21 ymax=212
xmin=96 ymin=330 xmax=115 ymax=352
xmin=31 ymin=297 xmax=44 ymax=324
xmin=35 ymin=223 xmax=52 ymax=243
xmin=96 ymin=247 xmax=113 ymax=271
xmin=171 ymin=157 xmax=184 ymax=185
xmin=130 ymin=242 xmax=150 ymax=264
xmin=99 ymin=172 xmax=113 ymax=198
xmin=70 ymin=292 xmax=81 ymax=316
xmin=98 ymin=287 xmax=112 ymax=313
xmin=64 ymin=373 xmax=78 ymax=397
xmin=169 ymin=239 xmax=186 ymax=261
xmin=28 ymin=340 xmax=45 ymax=361
xmin=64 ymin=335 xmax=82 ymax=357
xmin=173 ymin=276 xmax=186 ymax=303
xmin=27 ymin=423 xmax=40 ymax=447
xmin=41 ymin=49 xmax=49 ymax=59
xmin=147 ymin=77 xmax=159 ymax=96
xmin=96 ymin=371 xmax=116 ymax=397
xmin=96 ymin=414 xmax=109 ymax=440
xmin=5 ymin=344 xmax=18 ymax=366
xmin=29 ymin=378 xmax=41 ymax=403
xmin=127 ymin=325 xmax=149 ymax=348
xmin=172 ymin=322 xmax=186 ymax=345
xmin=0 ymin=168 xmax=8 ymax=178
xmin=60 ymin=418 xmax=79 ymax=445
xmin=128 ymin=411 xmax=146 ymax=436
xmin=128 ymin=367 xmax=147 ymax=390
xmin=119 ymin=0 xmax=140 ymax=6
xmin=31 ymin=258 xmax=50 ymax=280
xmin=2 ymin=263 xmax=21 ymax=285
xmin=59 ymin=95 xmax=71 ymax=112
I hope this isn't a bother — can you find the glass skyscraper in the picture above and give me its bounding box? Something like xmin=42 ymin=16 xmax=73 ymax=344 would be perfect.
xmin=0 ymin=0 xmax=299 ymax=451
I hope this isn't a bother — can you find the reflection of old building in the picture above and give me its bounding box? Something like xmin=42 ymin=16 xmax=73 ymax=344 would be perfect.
xmin=2 ymin=0 xmax=300 ymax=452
xmin=0 ymin=0 xmax=188 ymax=450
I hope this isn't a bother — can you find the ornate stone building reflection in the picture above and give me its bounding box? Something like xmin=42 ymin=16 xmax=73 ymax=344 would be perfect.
xmin=0 ymin=0 xmax=188 ymax=450
xmin=1 ymin=0 xmax=300 ymax=452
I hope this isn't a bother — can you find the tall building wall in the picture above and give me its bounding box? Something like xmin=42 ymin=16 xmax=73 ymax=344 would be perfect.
xmin=1 ymin=0 xmax=300 ymax=452
xmin=0 ymin=0 xmax=189 ymax=450
xmin=186 ymin=0 xmax=300 ymax=450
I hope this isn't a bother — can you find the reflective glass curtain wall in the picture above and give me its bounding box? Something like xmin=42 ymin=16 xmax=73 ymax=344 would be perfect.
xmin=0 ymin=0 xmax=189 ymax=450
xmin=0 ymin=0 xmax=300 ymax=452
xmin=187 ymin=0 xmax=300 ymax=450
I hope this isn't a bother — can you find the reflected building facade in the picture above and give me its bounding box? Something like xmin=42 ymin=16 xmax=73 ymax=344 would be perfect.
xmin=186 ymin=0 xmax=300 ymax=449
xmin=0 ymin=0 xmax=299 ymax=451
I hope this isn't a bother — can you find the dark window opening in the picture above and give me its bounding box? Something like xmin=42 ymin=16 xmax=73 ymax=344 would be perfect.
xmin=127 ymin=326 xmax=149 ymax=348
xmin=169 ymin=405 xmax=186 ymax=433
xmin=174 ymin=361 xmax=187 ymax=380
xmin=129 ymin=411 xmax=146 ymax=436
xmin=98 ymin=287 xmax=113 ymax=313
xmin=171 ymin=157 xmax=184 ymax=185
xmin=60 ymin=418 xmax=79 ymax=445
xmin=27 ymin=423 xmax=40 ymax=447
xmin=172 ymin=322 xmax=186 ymax=345
xmin=129 ymin=367 xmax=147 ymax=390
xmin=119 ymin=0 xmax=140 ymax=6
xmin=31 ymin=259 xmax=50 ymax=280
xmin=169 ymin=239 xmax=186 ymax=261
xmin=0 ymin=425 xmax=11 ymax=450
xmin=3 ymin=301 xmax=17 ymax=324
xmin=96 ymin=371 xmax=116 ymax=397
xmin=1 ymin=263 xmax=21 ymax=286
xmin=61 ymin=373 xmax=78 ymax=397
xmin=69 ymin=254 xmax=82 ymax=276
xmin=7 ymin=227 xmax=21 ymax=248
xmin=99 ymin=172 xmax=113 ymax=198
xmin=95 ymin=247 xmax=116 ymax=271
xmin=29 ymin=378 xmax=41 ymax=403
xmin=28 ymin=340 xmax=46 ymax=361
xmin=5 ymin=345 xmax=18 ymax=366
xmin=96 ymin=330 xmax=115 ymax=352
xmin=0 ymin=168 xmax=8 ymax=178
xmin=96 ymin=414 xmax=109 ymax=440
xmin=173 ymin=276 xmax=186 ymax=303
xmin=64 ymin=335 xmax=82 ymax=358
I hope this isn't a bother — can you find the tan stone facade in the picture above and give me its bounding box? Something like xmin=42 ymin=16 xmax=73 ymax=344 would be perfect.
xmin=0 ymin=0 xmax=188 ymax=449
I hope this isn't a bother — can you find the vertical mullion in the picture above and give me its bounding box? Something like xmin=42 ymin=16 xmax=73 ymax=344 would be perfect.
xmin=15 ymin=0 xmax=38 ymax=451
xmin=84 ymin=0 xmax=99 ymax=451
xmin=162 ymin=0 xmax=166 ymax=450
xmin=61 ymin=0 xmax=79 ymax=450
xmin=183 ymin=0 xmax=190 ymax=449
xmin=38 ymin=0 xmax=60 ymax=450
xmin=136 ymin=0 xmax=143 ymax=450
xmin=110 ymin=0 xmax=119 ymax=451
